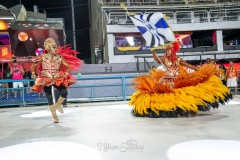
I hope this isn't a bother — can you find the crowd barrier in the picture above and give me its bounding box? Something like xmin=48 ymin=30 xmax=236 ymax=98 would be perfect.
xmin=0 ymin=74 xmax=238 ymax=107
xmin=0 ymin=75 xmax=137 ymax=107
xmin=99 ymin=0 xmax=238 ymax=6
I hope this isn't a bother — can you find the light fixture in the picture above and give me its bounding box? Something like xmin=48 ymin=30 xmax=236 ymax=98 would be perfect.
xmin=126 ymin=37 xmax=134 ymax=46
xmin=22 ymin=24 xmax=32 ymax=27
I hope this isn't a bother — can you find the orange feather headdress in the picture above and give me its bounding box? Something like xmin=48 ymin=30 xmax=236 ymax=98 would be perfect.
xmin=165 ymin=42 xmax=180 ymax=63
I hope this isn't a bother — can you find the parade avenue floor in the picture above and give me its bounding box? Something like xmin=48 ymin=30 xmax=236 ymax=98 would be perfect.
xmin=1 ymin=98 xmax=240 ymax=160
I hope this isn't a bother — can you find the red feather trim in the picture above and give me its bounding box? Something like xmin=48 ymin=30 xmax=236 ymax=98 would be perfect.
xmin=172 ymin=42 xmax=180 ymax=53
xmin=165 ymin=42 xmax=180 ymax=63
xmin=36 ymin=45 xmax=82 ymax=76
xmin=57 ymin=45 xmax=82 ymax=72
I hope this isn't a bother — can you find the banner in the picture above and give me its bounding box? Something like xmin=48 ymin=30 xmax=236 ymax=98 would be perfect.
xmin=129 ymin=12 xmax=175 ymax=49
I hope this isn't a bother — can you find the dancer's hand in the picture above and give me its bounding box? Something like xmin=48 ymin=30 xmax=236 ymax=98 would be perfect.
xmin=32 ymin=73 xmax=37 ymax=80
xmin=195 ymin=66 xmax=200 ymax=71
xmin=63 ymin=72 xmax=69 ymax=78
xmin=53 ymin=73 xmax=60 ymax=80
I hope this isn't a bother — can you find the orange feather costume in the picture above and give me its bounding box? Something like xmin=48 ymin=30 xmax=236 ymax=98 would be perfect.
xmin=129 ymin=42 xmax=231 ymax=118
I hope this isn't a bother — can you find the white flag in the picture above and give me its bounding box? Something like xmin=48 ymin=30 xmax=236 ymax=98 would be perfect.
xmin=130 ymin=12 xmax=175 ymax=48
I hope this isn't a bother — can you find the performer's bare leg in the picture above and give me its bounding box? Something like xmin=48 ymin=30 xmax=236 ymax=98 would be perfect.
xmin=20 ymin=90 xmax=22 ymax=99
xmin=234 ymin=86 xmax=238 ymax=96
xmin=14 ymin=90 xmax=17 ymax=99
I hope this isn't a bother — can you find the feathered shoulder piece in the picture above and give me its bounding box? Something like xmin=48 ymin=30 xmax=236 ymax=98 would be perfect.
xmin=172 ymin=41 xmax=180 ymax=52
xmin=57 ymin=45 xmax=82 ymax=71
xmin=166 ymin=41 xmax=180 ymax=53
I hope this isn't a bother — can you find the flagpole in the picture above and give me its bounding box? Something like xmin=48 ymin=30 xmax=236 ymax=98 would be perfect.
xmin=71 ymin=0 xmax=77 ymax=56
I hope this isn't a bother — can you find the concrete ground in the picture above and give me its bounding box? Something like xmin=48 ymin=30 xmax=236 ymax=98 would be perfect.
xmin=0 ymin=98 xmax=240 ymax=160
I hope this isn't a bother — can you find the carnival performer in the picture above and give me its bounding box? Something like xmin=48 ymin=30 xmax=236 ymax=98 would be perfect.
xmin=151 ymin=42 xmax=199 ymax=87
xmin=30 ymin=38 xmax=81 ymax=123
xmin=129 ymin=42 xmax=231 ymax=118
xmin=226 ymin=61 xmax=238 ymax=97
xmin=218 ymin=63 xmax=227 ymax=86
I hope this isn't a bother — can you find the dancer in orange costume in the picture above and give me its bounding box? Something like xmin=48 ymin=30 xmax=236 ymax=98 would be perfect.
xmin=151 ymin=42 xmax=199 ymax=88
xmin=31 ymin=38 xmax=81 ymax=122
xmin=226 ymin=61 xmax=238 ymax=96
xmin=129 ymin=42 xmax=231 ymax=118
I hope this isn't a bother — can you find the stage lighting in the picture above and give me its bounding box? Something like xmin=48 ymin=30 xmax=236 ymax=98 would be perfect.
xmin=18 ymin=32 xmax=28 ymax=42
xmin=12 ymin=56 xmax=16 ymax=59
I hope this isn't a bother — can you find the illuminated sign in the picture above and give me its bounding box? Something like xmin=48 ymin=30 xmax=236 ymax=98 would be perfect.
xmin=1 ymin=47 xmax=8 ymax=56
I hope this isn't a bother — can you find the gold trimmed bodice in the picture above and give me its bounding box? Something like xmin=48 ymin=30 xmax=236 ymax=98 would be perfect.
xmin=162 ymin=56 xmax=181 ymax=76
xmin=41 ymin=54 xmax=62 ymax=77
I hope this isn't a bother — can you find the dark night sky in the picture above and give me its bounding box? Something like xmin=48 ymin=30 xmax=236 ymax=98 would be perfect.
xmin=1 ymin=0 xmax=91 ymax=63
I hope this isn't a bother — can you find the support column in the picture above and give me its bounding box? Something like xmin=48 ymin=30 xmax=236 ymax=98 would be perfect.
xmin=216 ymin=30 xmax=223 ymax=51
xmin=71 ymin=0 xmax=76 ymax=51
xmin=191 ymin=11 xmax=194 ymax=23
xmin=107 ymin=34 xmax=115 ymax=63
xmin=127 ymin=0 xmax=130 ymax=6
xmin=207 ymin=11 xmax=211 ymax=22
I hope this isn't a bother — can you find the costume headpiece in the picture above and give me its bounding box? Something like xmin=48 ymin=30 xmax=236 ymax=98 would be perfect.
xmin=165 ymin=42 xmax=180 ymax=63
xmin=44 ymin=38 xmax=57 ymax=51
xmin=166 ymin=42 xmax=180 ymax=52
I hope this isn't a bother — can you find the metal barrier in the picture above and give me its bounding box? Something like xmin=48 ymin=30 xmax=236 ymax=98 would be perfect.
xmin=109 ymin=11 xmax=142 ymax=24
xmin=99 ymin=0 xmax=239 ymax=6
xmin=107 ymin=7 xmax=240 ymax=25
xmin=0 ymin=75 xmax=137 ymax=107
xmin=0 ymin=75 xmax=238 ymax=107
xmin=0 ymin=80 xmax=47 ymax=106
xmin=209 ymin=9 xmax=240 ymax=22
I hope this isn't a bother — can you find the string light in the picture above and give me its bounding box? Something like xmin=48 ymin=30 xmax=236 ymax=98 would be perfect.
xmin=46 ymin=7 xmax=88 ymax=15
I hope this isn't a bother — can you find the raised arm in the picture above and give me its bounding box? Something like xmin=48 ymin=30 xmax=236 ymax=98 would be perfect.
xmin=180 ymin=59 xmax=199 ymax=71
xmin=152 ymin=50 xmax=161 ymax=64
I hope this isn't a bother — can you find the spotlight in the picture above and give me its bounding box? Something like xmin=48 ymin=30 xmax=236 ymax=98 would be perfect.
xmin=12 ymin=56 xmax=16 ymax=59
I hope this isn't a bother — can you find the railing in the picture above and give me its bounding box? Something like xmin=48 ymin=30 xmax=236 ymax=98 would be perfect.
xmin=109 ymin=11 xmax=142 ymax=24
xmin=99 ymin=0 xmax=239 ymax=6
xmin=107 ymin=8 xmax=240 ymax=24
xmin=175 ymin=10 xmax=208 ymax=23
xmin=209 ymin=9 xmax=240 ymax=22
xmin=0 ymin=75 xmax=137 ymax=107
xmin=0 ymin=75 xmax=239 ymax=107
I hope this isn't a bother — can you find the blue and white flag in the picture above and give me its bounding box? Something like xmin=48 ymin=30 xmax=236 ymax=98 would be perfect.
xmin=129 ymin=12 xmax=175 ymax=48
